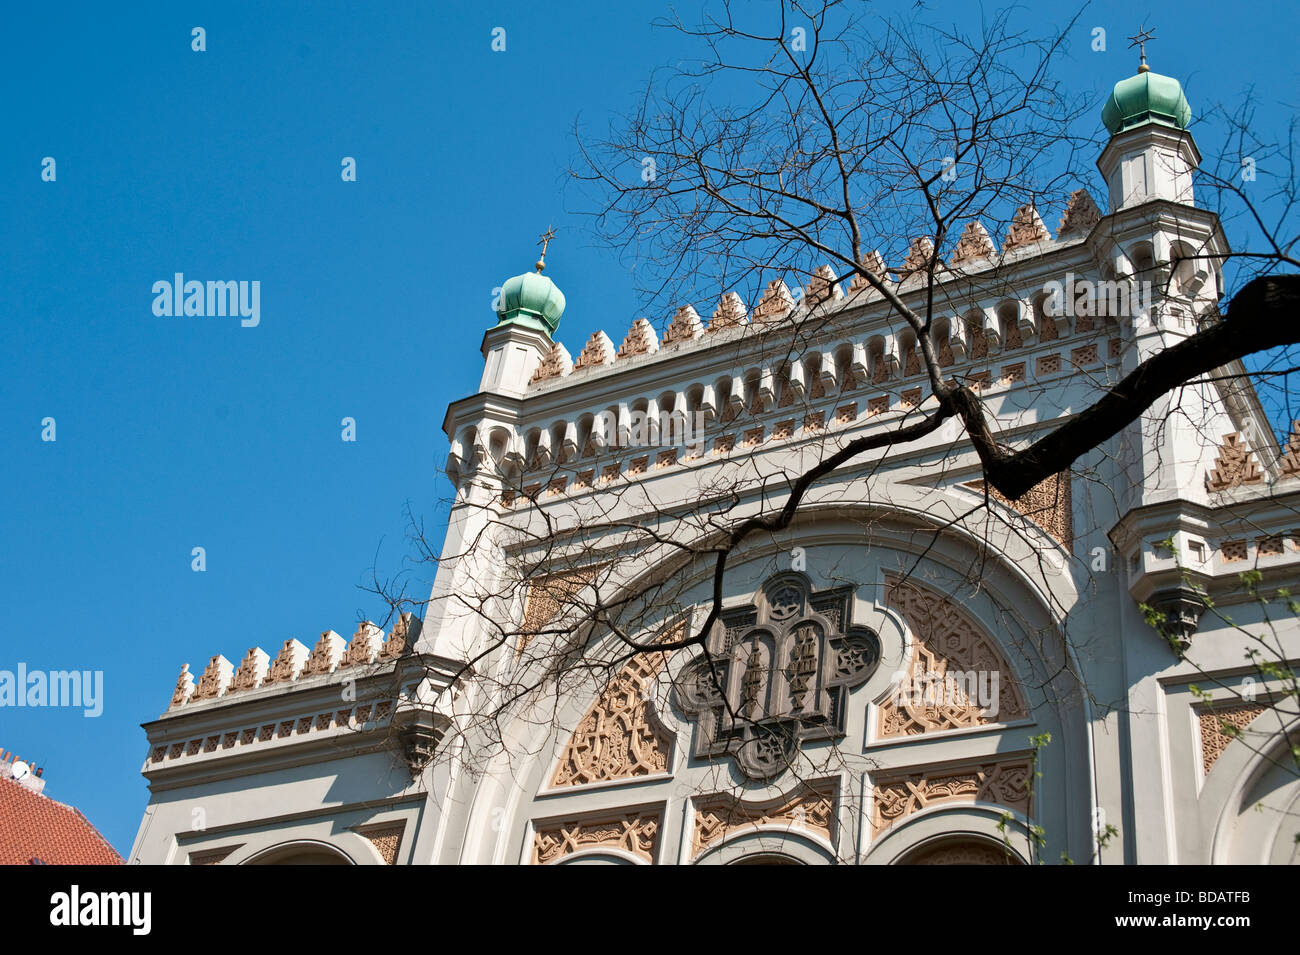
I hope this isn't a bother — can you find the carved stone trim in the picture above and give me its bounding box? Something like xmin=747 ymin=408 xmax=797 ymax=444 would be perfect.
xmin=949 ymin=221 xmax=995 ymax=266
xmin=1279 ymin=421 xmax=1300 ymax=478
xmin=353 ymin=821 xmax=406 ymax=865
xmin=229 ymin=647 xmax=270 ymax=693
xmin=849 ymin=250 xmax=890 ymax=294
xmin=804 ymin=265 xmax=843 ymax=308
xmin=692 ymin=781 xmax=837 ymax=858
xmin=707 ymin=292 xmax=748 ymax=332
xmin=518 ymin=568 xmax=596 ymax=656
xmin=1056 ymin=189 xmax=1101 ymax=238
xmin=169 ymin=664 xmax=195 ymax=709
xmin=192 ymin=655 xmax=233 ymax=702
xmin=1198 ymin=702 xmax=1267 ymax=774
xmin=301 ymin=630 xmax=345 ymax=678
xmin=552 ymin=648 xmax=675 ymax=786
xmin=616 ymin=318 xmax=660 ymax=359
xmin=340 ymin=622 xmax=384 ymax=668
xmin=751 ymin=280 xmax=795 ymax=324
xmin=532 ymin=809 xmax=661 ymax=864
xmin=263 ymin=639 xmax=311 ymax=687
xmin=573 ymin=331 xmax=616 ymax=370
xmin=872 ymin=760 xmax=1031 ymax=835
xmin=1002 ymin=203 xmax=1050 ymax=251
xmin=676 ymin=574 xmax=881 ymax=780
xmin=877 ymin=576 xmax=1028 ymax=738
xmin=378 ymin=613 xmax=418 ymax=660
xmin=662 ymin=305 xmax=704 ymax=345
xmin=531 ymin=341 xmax=573 ymax=383
xmin=1206 ymin=433 xmax=1265 ymax=491
xmin=900 ymin=236 xmax=937 ymax=278
xmin=1146 ymin=587 xmax=1208 ymax=655
xmin=965 ymin=470 xmax=1072 ymax=544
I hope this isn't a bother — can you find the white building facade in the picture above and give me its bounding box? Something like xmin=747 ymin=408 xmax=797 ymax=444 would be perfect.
xmin=130 ymin=66 xmax=1300 ymax=866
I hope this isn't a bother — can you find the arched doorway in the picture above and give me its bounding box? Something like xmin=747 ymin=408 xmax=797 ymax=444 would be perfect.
xmin=899 ymin=837 xmax=1024 ymax=865
xmin=244 ymin=842 xmax=354 ymax=865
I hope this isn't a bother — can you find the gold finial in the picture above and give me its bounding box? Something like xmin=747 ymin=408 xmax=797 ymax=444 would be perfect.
xmin=1128 ymin=25 xmax=1156 ymax=74
xmin=536 ymin=226 xmax=556 ymax=273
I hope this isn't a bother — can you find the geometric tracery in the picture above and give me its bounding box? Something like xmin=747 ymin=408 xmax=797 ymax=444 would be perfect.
xmin=676 ymin=573 xmax=881 ymax=780
xmin=872 ymin=759 xmax=1031 ymax=835
xmin=552 ymin=649 xmax=674 ymax=787
xmin=877 ymin=576 xmax=1027 ymax=737
xmin=532 ymin=809 xmax=661 ymax=864
xmin=692 ymin=781 xmax=837 ymax=858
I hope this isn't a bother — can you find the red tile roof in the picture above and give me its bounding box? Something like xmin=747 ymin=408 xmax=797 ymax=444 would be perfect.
xmin=0 ymin=776 xmax=122 ymax=865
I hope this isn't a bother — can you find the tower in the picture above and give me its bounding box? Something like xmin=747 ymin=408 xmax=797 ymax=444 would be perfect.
xmin=479 ymin=234 xmax=567 ymax=395
xmin=1097 ymin=37 xmax=1198 ymax=213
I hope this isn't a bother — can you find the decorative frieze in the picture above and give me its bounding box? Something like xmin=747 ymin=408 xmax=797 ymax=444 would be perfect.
xmin=532 ymin=809 xmax=662 ymax=864
xmin=149 ymin=701 xmax=397 ymax=767
xmin=167 ymin=616 xmax=416 ymax=712
xmin=905 ymin=839 xmax=1023 ymax=864
xmin=1071 ymin=342 xmax=1099 ymax=366
xmin=872 ymin=760 xmax=1032 ymax=834
xmin=188 ymin=845 xmax=241 ymax=865
xmin=692 ymin=781 xmax=837 ymax=857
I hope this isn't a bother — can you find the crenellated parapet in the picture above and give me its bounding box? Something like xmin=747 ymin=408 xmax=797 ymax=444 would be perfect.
xmin=445 ymin=191 xmax=1237 ymax=515
xmin=166 ymin=614 xmax=420 ymax=712
xmin=524 ymin=201 xmax=1098 ymax=393
xmin=143 ymin=612 xmax=459 ymax=781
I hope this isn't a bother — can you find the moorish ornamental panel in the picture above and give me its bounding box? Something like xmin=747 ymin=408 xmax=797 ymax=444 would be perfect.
xmin=675 ymin=573 xmax=881 ymax=780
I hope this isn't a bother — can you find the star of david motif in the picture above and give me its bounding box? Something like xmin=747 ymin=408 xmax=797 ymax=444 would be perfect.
xmin=675 ymin=573 xmax=881 ymax=780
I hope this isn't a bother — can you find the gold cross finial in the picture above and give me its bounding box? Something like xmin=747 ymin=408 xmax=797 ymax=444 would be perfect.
xmin=1128 ymin=25 xmax=1156 ymax=73
xmin=536 ymin=226 xmax=556 ymax=273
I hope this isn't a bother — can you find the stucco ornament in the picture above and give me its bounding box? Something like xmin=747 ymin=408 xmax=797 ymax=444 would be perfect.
xmin=675 ymin=573 xmax=881 ymax=780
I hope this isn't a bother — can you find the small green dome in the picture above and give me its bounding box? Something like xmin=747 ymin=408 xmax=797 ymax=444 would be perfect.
xmin=1102 ymin=68 xmax=1192 ymax=135
xmin=496 ymin=270 xmax=565 ymax=336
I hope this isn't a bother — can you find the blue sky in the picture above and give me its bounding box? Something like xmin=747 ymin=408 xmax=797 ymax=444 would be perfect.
xmin=1 ymin=1 xmax=1295 ymax=856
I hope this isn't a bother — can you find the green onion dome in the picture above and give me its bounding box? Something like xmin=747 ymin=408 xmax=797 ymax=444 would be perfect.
xmin=1102 ymin=67 xmax=1192 ymax=135
xmin=496 ymin=269 xmax=565 ymax=337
